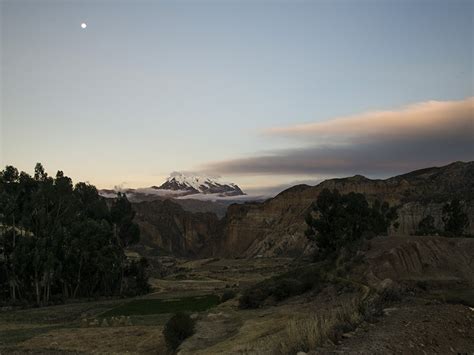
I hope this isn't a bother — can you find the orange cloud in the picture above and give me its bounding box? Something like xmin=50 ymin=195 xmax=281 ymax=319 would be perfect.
xmin=203 ymin=97 xmax=474 ymax=176
xmin=266 ymin=97 xmax=474 ymax=144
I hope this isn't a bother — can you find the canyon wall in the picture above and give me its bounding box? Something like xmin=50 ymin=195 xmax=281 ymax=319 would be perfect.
xmin=134 ymin=161 xmax=474 ymax=258
xmin=218 ymin=161 xmax=474 ymax=257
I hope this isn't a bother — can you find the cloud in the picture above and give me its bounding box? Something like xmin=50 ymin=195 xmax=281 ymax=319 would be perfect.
xmin=203 ymin=97 xmax=474 ymax=176
xmin=267 ymin=97 xmax=473 ymax=143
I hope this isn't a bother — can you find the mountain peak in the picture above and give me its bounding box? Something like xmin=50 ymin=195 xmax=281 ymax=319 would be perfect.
xmin=155 ymin=172 xmax=245 ymax=197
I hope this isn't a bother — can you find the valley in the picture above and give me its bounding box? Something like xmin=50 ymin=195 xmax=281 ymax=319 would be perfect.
xmin=1 ymin=236 xmax=473 ymax=354
xmin=1 ymin=161 xmax=473 ymax=354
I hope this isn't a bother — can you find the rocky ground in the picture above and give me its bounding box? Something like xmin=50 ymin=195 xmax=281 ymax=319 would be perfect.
xmin=329 ymin=299 xmax=474 ymax=354
xmin=176 ymin=286 xmax=474 ymax=354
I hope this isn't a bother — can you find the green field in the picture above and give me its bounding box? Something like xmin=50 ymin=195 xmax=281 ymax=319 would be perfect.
xmin=100 ymin=294 xmax=220 ymax=317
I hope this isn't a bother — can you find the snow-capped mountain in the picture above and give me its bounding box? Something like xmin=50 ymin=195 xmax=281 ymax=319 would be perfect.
xmin=153 ymin=172 xmax=245 ymax=197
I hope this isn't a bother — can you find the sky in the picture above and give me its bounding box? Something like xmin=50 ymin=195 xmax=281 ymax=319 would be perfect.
xmin=1 ymin=0 xmax=473 ymax=194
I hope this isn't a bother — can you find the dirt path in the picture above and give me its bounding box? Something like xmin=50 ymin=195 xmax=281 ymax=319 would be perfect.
xmin=329 ymin=299 xmax=474 ymax=354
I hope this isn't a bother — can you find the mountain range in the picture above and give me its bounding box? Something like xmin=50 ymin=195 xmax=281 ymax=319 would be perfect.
xmin=153 ymin=172 xmax=245 ymax=197
xmin=100 ymin=172 xmax=256 ymax=217
xmin=100 ymin=172 xmax=247 ymax=201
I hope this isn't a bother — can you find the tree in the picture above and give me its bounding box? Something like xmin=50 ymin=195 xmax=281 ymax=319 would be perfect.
xmin=123 ymin=257 xmax=151 ymax=296
xmin=442 ymin=199 xmax=469 ymax=237
xmin=0 ymin=166 xmax=21 ymax=302
xmin=0 ymin=163 xmax=148 ymax=306
xmin=110 ymin=193 xmax=140 ymax=247
xmin=415 ymin=215 xmax=438 ymax=236
xmin=110 ymin=193 xmax=140 ymax=294
xmin=305 ymin=189 xmax=398 ymax=258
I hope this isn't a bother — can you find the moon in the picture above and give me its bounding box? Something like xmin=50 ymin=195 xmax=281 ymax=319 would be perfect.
xmin=81 ymin=22 xmax=87 ymax=29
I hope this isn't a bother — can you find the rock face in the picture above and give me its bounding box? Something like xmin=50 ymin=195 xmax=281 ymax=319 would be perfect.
xmin=133 ymin=199 xmax=223 ymax=257
xmin=362 ymin=235 xmax=474 ymax=288
xmin=217 ymin=161 xmax=474 ymax=257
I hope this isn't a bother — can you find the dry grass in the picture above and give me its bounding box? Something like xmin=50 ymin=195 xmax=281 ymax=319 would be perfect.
xmin=260 ymin=298 xmax=363 ymax=354
xmin=18 ymin=325 xmax=167 ymax=354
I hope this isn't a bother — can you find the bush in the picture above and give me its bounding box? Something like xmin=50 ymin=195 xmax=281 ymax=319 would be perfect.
xmin=378 ymin=287 xmax=402 ymax=303
xmin=239 ymin=265 xmax=325 ymax=309
xmin=271 ymin=279 xmax=306 ymax=301
xmin=123 ymin=257 xmax=151 ymax=297
xmin=442 ymin=199 xmax=469 ymax=237
xmin=358 ymin=287 xmax=402 ymax=322
xmin=239 ymin=285 xmax=271 ymax=309
xmin=415 ymin=215 xmax=439 ymax=236
xmin=220 ymin=290 xmax=236 ymax=303
xmin=163 ymin=312 xmax=195 ymax=351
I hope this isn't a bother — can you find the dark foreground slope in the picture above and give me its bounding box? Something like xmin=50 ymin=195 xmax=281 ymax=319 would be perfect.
xmin=177 ymin=235 xmax=474 ymax=354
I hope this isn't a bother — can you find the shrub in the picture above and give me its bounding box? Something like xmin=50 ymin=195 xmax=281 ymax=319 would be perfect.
xmin=415 ymin=280 xmax=428 ymax=291
xmin=239 ymin=285 xmax=271 ymax=309
xmin=239 ymin=265 xmax=325 ymax=309
xmin=163 ymin=312 xmax=195 ymax=351
xmin=378 ymin=287 xmax=402 ymax=303
xmin=415 ymin=215 xmax=438 ymax=236
xmin=358 ymin=287 xmax=402 ymax=322
xmin=442 ymin=199 xmax=469 ymax=237
xmin=123 ymin=257 xmax=151 ymax=297
xmin=271 ymin=279 xmax=305 ymax=301
xmin=220 ymin=290 xmax=236 ymax=303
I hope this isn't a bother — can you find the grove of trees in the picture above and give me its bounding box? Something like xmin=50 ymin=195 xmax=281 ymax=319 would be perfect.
xmin=305 ymin=188 xmax=398 ymax=258
xmin=0 ymin=163 xmax=149 ymax=306
xmin=416 ymin=199 xmax=470 ymax=237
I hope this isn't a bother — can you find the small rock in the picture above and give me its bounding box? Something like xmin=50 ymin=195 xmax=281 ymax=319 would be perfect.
xmin=207 ymin=312 xmax=223 ymax=319
xmin=382 ymin=307 xmax=398 ymax=316
xmin=377 ymin=278 xmax=395 ymax=292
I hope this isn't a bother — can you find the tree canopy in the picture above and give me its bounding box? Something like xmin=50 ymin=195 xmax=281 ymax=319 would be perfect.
xmin=0 ymin=163 xmax=149 ymax=306
xmin=305 ymin=188 xmax=398 ymax=258
xmin=442 ymin=199 xmax=469 ymax=237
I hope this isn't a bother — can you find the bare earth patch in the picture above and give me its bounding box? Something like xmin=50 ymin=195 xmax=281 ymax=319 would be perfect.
xmin=330 ymin=300 xmax=474 ymax=354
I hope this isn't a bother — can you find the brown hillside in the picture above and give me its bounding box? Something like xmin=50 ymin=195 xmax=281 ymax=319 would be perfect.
xmin=217 ymin=161 xmax=474 ymax=257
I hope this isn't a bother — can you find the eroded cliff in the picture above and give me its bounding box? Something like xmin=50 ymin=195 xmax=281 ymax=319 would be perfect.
xmin=218 ymin=161 xmax=474 ymax=257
